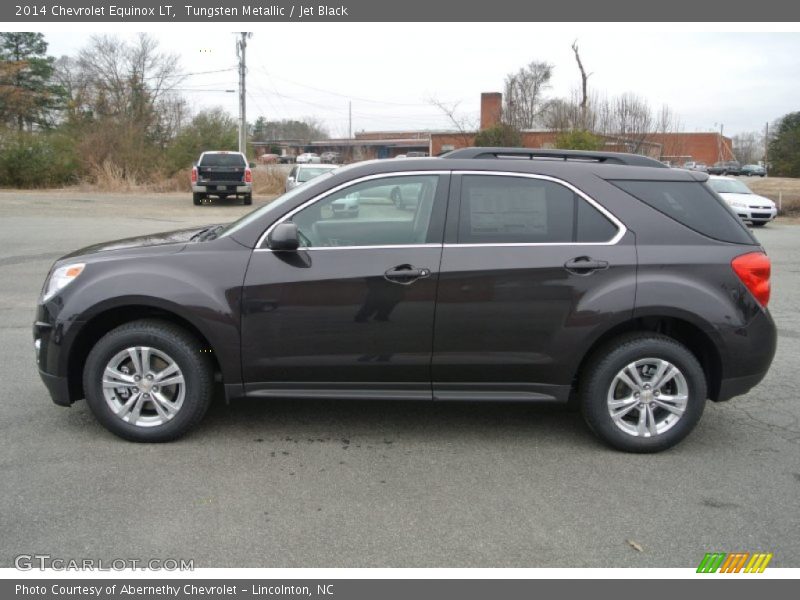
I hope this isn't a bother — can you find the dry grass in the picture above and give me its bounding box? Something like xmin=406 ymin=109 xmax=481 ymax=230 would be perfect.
xmin=76 ymin=163 xmax=288 ymax=196
xmin=745 ymin=176 xmax=800 ymax=216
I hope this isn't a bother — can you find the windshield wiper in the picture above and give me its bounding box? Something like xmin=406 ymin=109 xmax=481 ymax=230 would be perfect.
xmin=191 ymin=224 xmax=224 ymax=242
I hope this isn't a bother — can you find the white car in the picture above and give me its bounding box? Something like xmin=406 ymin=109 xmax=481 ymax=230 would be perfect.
xmin=296 ymin=153 xmax=321 ymax=164
xmin=707 ymin=176 xmax=777 ymax=227
xmin=285 ymin=164 xmax=338 ymax=192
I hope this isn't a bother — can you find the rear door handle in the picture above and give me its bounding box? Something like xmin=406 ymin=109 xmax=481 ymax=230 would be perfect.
xmin=384 ymin=264 xmax=431 ymax=285
xmin=564 ymin=256 xmax=609 ymax=274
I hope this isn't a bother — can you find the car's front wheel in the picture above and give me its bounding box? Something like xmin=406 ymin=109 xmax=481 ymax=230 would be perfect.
xmin=580 ymin=334 xmax=706 ymax=453
xmin=83 ymin=320 xmax=214 ymax=442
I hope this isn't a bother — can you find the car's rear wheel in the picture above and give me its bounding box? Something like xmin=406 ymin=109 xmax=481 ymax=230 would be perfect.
xmin=83 ymin=319 xmax=213 ymax=442
xmin=192 ymin=193 xmax=204 ymax=205
xmin=243 ymin=194 xmax=252 ymax=205
xmin=580 ymin=334 xmax=706 ymax=453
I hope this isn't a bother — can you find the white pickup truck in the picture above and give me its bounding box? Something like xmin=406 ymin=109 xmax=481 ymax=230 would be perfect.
xmin=191 ymin=151 xmax=253 ymax=206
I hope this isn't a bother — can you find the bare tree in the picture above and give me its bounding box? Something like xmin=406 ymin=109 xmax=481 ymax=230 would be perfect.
xmin=427 ymin=96 xmax=477 ymax=147
xmin=571 ymin=41 xmax=592 ymax=130
xmin=732 ymin=131 xmax=764 ymax=164
xmin=595 ymin=93 xmax=654 ymax=153
xmin=503 ymin=61 xmax=553 ymax=130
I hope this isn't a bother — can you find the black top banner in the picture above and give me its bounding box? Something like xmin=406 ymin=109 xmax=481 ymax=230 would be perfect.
xmin=4 ymin=0 xmax=800 ymax=22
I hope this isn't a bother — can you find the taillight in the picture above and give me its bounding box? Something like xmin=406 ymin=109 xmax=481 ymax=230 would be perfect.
xmin=191 ymin=166 xmax=197 ymax=183
xmin=245 ymin=168 xmax=252 ymax=183
xmin=731 ymin=252 xmax=771 ymax=307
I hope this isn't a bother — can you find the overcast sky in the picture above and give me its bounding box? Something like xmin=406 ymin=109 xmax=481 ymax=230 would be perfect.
xmin=38 ymin=25 xmax=800 ymax=138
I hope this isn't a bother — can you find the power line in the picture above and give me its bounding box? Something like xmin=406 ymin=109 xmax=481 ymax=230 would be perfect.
xmin=258 ymin=68 xmax=460 ymax=108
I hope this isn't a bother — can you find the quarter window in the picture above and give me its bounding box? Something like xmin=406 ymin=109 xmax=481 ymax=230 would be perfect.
xmin=290 ymin=175 xmax=441 ymax=247
xmin=457 ymin=175 xmax=618 ymax=244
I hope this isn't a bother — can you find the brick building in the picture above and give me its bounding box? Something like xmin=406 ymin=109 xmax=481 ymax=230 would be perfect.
xmin=430 ymin=92 xmax=734 ymax=165
xmin=255 ymin=91 xmax=736 ymax=165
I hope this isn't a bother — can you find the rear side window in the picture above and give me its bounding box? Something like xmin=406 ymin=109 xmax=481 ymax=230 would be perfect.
xmin=610 ymin=180 xmax=755 ymax=245
xmin=200 ymin=153 xmax=245 ymax=167
xmin=458 ymin=175 xmax=618 ymax=244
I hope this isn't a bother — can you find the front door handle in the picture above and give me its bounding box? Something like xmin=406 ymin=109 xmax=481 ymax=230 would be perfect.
xmin=384 ymin=264 xmax=431 ymax=285
xmin=564 ymin=256 xmax=609 ymax=275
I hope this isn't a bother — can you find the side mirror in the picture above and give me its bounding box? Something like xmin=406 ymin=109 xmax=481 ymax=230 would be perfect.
xmin=268 ymin=222 xmax=300 ymax=251
xmin=287 ymin=177 xmax=295 ymax=183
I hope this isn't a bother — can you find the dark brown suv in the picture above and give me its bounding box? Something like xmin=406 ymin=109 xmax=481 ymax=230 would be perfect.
xmin=34 ymin=148 xmax=776 ymax=452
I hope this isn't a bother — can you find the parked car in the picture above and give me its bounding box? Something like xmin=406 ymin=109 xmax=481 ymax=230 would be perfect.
xmin=682 ymin=161 xmax=708 ymax=173
xmin=320 ymin=152 xmax=341 ymax=164
xmin=708 ymin=161 xmax=741 ymax=176
xmin=258 ymin=153 xmax=279 ymax=164
xmin=405 ymin=151 xmax=429 ymax=158
xmin=278 ymin=154 xmax=295 ymax=164
xmin=707 ymin=175 xmax=777 ymax=227
xmin=285 ymin=164 xmax=339 ymax=192
xmin=191 ymin=151 xmax=252 ymax=206
xmin=35 ymin=147 xmax=776 ymax=452
xmin=296 ymin=153 xmax=321 ymax=164
xmin=330 ymin=192 xmax=360 ymax=218
xmin=741 ymin=164 xmax=766 ymax=177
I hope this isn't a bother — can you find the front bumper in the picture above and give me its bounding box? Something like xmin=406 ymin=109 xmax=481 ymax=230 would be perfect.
xmin=33 ymin=309 xmax=84 ymax=406
xmin=38 ymin=368 xmax=72 ymax=406
xmin=734 ymin=206 xmax=777 ymax=223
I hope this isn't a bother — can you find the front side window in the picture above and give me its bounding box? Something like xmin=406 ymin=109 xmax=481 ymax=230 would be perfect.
xmin=457 ymin=175 xmax=618 ymax=244
xmin=290 ymin=175 xmax=441 ymax=247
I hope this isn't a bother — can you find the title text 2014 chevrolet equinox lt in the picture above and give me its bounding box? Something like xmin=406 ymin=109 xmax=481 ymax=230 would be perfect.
xmin=34 ymin=148 xmax=777 ymax=452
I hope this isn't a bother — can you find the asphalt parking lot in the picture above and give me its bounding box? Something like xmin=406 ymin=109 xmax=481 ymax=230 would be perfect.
xmin=1 ymin=190 xmax=799 ymax=568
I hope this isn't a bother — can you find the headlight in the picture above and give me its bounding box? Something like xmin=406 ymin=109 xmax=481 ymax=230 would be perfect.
xmin=42 ymin=263 xmax=85 ymax=301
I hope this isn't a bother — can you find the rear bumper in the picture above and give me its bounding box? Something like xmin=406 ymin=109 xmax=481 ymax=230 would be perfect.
xmin=717 ymin=372 xmax=769 ymax=402
xmin=193 ymin=184 xmax=251 ymax=194
xmin=714 ymin=307 xmax=776 ymax=401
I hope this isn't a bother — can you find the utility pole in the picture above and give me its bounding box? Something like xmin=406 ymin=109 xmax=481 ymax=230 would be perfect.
xmin=348 ymin=101 xmax=352 ymax=139
xmin=237 ymin=32 xmax=252 ymax=156
xmin=764 ymin=121 xmax=769 ymax=175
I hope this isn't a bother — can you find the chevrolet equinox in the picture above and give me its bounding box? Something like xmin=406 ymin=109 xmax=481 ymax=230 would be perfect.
xmin=34 ymin=148 xmax=777 ymax=452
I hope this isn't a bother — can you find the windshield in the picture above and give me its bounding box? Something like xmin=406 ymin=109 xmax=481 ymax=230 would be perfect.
xmin=297 ymin=167 xmax=335 ymax=182
xmin=708 ymin=179 xmax=752 ymax=194
xmin=200 ymin=153 xmax=245 ymax=167
xmin=219 ymin=171 xmax=336 ymax=239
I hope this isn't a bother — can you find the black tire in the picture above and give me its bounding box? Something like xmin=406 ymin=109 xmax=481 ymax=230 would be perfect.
xmin=751 ymin=222 xmax=766 ymax=227
xmin=579 ymin=333 xmax=707 ymax=453
xmin=192 ymin=193 xmax=204 ymax=206
xmin=243 ymin=194 xmax=252 ymax=206
xmin=83 ymin=319 xmax=214 ymax=442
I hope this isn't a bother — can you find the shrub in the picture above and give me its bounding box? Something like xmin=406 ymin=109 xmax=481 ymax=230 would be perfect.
xmin=474 ymin=123 xmax=522 ymax=147
xmin=554 ymin=130 xmax=604 ymax=151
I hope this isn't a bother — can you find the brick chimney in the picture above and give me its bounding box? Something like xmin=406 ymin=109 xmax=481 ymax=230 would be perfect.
xmin=480 ymin=92 xmax=502 ymax=130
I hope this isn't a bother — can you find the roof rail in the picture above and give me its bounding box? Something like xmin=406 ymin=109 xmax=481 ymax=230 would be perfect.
xmin=440 ymin=147 xmax=668 ymax=168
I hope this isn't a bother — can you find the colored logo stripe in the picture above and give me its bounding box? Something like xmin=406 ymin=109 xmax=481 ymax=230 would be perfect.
xmin=744 ymin=553 xmax=773 ymax=573
xmin=697 ymin=553 xmax=726 ymax=573
xmin=697 ymin=552 xmax=773 ymax=573
xmin=719 ymin=553 xmax=749 ymax=573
